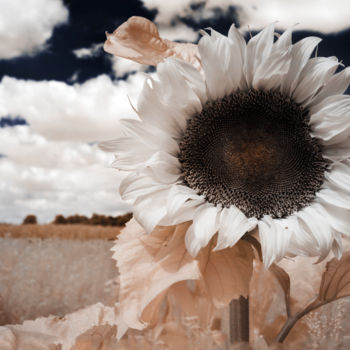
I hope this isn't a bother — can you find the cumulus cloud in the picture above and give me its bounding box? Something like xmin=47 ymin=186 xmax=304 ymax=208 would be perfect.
xmin=0 ymin=126 xmax=130 ymax=223
xmin=157 ymin=22 xmax=198 ymax=41
xmin=141 ymin=0 xmax=350 ymax=33
xmin=0 ymin=0 xmax=69 ymax=59
xmin=109 ymin=57 xmax=147 ymax=78
xmin=73 ymin=43 xmax=103 ymax=59
xmin=0 ymin=71 xmax=151 ymax=222
xmin=0 ymin=74 xmax=145 ymax=142
xmin=234 ymin=0 xmax=350 ymax=33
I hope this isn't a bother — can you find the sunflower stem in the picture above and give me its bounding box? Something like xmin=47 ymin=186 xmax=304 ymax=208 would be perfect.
xmin=229 ymin=296 xmax=249 ymax=344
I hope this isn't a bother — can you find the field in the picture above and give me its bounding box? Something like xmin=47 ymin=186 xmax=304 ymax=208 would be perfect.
xmin=0 ymin=223 xmax=121 ymax=240
xmin=1 ymin=225 xmax=350 ymax=349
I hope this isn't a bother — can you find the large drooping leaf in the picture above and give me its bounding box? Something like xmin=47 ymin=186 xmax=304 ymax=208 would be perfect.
xmin=112 ymin=220 xmax=200 ymax=331
xmin=318 ymin=251 xmax=350 ymax=302
xmin=198 ymin=240 xmax=254 ymax=307
xmin=112 ymin=219 xmax=255 ymax=331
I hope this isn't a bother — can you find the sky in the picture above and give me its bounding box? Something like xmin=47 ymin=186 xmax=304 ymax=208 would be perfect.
xmin=0 ymin=0 xmax=349 ymax=224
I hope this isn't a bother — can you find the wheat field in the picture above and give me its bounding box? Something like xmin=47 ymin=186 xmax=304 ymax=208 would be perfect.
xmin=0 ymin=223 xmax=121 ymax=240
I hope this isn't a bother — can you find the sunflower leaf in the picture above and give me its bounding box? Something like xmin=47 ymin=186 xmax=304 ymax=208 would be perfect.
xmin=197 ymin=239 xmax=254 ymax=307
xmin=318 ymin=250 xmax=350 ymax=302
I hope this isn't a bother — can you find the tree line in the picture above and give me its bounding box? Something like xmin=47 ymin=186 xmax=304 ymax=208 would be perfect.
xmin=22 ymin=213 xmax=133 ymax=226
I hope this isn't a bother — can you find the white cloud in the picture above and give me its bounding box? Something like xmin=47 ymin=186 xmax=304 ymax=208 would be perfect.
xmin=141 ymin=0 xmax=350 ymax=33
xmin=233 ymin=0 xmax=350 ymax=33
xmin=73 ymin=43 xmax=103 ymax=59
xmin=0 ymin=74 xmax=145 ymax=142
xmin=109 ymin=57 xmax=147 ymax=78
xmin=158 ymin=23 xmax=198 ymax=41
xmin=0 ymin=126 xmax=130 ymax=224
xmin=0 ymin=0 xmax=69 ymax=59
xmin=0 ymin=69 xmax=156 ymax=223
xmin=142 ymin=0 xmax=194 ymax=23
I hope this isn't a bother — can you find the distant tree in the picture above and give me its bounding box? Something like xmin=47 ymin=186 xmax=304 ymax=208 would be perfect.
xmin=23 ymin=214 xmax=37 ymax=224
xmin=65 ymin=214 xmax=89 ymax=224
xmin=53 ymin=214 xmax=67 ymax=224
xmin=51 ymin=212 xmax=133 ymax=226
xmin=90 ymin=213 xmax=102 ymax=226
xmin=116 ymin=213 xmax=133 ymax=226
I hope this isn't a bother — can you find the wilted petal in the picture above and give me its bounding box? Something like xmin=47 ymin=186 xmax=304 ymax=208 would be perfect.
xmin=111 ymin=220 xmax=200 ymax=330
xmin=6 ymin=303 xmax=120 ymax=350
xmin=104 ymin=16 xmax=199 ymax=68
xmin=0 ymin=328 xmax=16 ymax=350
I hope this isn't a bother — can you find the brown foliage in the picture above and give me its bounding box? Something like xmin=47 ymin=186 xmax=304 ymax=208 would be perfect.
xmin=318 ymin=251 xmax=350 ymax=303
xmin=52 ymin=213 xmax=133 ymax=227
xmin=0 ymin=224 xmax=121 ymax=240
xmin=22 ymin=215 xmax=37 ymax=225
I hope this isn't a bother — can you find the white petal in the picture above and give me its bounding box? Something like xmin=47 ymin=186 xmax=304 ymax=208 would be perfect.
xmin=293 ymin=57 xmax=339 ymax=105
xmin=310 ymin=67 xmax=350 ymax=107
xmin=215 ymin=206 xmax=257 ymax=250
xmin=324 ymin=162 xmax=350 ymax=193
xmin=133 ymin=188 xmax=169 ymax=233
xmin=167 ymin=58 xmax=207 ymax=105
xmin=120 ymin=119 xmax=180 ymax=155
xmin=198 ymin=29 xmax=243 ymax=99
xmin=106 ymin=138 xmax=154 ymax=170
xmin=310 ymin=95 xmax=350 ymax=144
xmin=309 ymin=94 xmax=349 ymax=115
xmin=317 ymin=186 xmax=350 ymax=210
xmin=185 ymin=224 xmax=202 ymax=258
xmin=258 ymin=215 xmax=292 ymax=268
xmin=165 ymin=184 xmax=202 ymax=218
xmin=245 ymin=24 xmax=275 ymax=86
xmin=160 ymin=196 xmax=205 ymax=226
xmin=281 ymin=36 xmax=322 ymax=96
xmin=185 ymin=203 xmax=220 ymax=256
xmin=157 ymin=58 xmax=204 ymax=115
xmin=137 ymin=60 xmax=203 ymax=136
xmin=323 ymin=137 xmax=350 ymax=162
xmin=228 ymin=24 xmax=247 ymax=89
xmin=142 ymin=151 xmax=181 ymax=184
xmin=119 ymin=172 xmax=166 ymax=201
xmin=295 ymin=204 xmax=333 ymax=261
xmin=252 ymin=47 xmax=291 ymax=90
xmin=253 ymin=26 xmax=294 ymax=90
xmin=318 ymin=202 xmax=350 ymax=236
xmin=228 ymin=24 xmax=246 ymax=60
xmin=274 ymin=27 xmax=293 ymax=51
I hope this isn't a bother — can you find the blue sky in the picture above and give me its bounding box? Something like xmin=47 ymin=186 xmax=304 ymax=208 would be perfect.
xmin=0 ymin=0 xmax=349 ymax=223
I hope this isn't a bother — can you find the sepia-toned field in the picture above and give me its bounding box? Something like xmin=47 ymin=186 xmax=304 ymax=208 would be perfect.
xmin=0 ymin=223 xmax=121 ymax=240
xmin=1 ymin=225 xmax=350 ymax=350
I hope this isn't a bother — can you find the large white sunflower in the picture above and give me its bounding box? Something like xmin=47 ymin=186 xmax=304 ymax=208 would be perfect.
xmin=102 ymin=21 xmax=350 ymax=267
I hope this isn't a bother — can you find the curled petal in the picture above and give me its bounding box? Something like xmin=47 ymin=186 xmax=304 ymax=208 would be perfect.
xmin=104 ymin=16 xmax=199 ymax=68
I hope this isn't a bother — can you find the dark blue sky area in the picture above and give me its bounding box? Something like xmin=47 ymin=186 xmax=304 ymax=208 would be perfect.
xmin=0 ymin=0 xmax=155 ymax=83
xmin=0 ymin=0 xmax=349 ymax=85
xmin=0 ymin=117 xmax=28 ymax=128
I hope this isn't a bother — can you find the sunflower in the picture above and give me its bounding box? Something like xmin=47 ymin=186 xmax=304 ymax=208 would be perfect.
xmin=102 ymin=19 xmax=350 ymax=267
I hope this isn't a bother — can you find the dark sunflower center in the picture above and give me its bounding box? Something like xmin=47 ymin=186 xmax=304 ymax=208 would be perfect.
xmin=178 ymin=89 xmax=327 ymax=219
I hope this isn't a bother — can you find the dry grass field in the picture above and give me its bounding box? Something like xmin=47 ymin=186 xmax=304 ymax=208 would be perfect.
xmin=0 ymin=223 xmax=122 ymax=240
